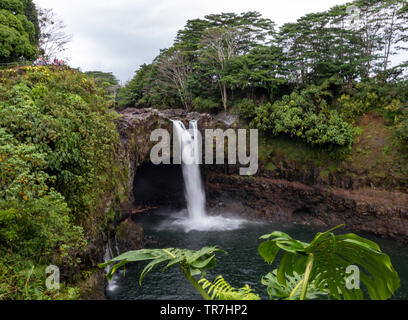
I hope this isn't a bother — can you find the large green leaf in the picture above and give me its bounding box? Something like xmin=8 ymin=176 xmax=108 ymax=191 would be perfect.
xmin=261 ymin=269 xmax=328 ymax=300
xmin=258 ymin=225 xmax=400 ymax=300
xmin=99 ymin=246 xmax=226 ymax=285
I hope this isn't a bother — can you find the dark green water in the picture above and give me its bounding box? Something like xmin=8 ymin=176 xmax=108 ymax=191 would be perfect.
xmin=106 ymin=210 xmax=408 ymax=300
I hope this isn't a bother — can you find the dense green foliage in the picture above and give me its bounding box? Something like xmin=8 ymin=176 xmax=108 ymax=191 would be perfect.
xmin=117 ymin=64 xmax=164 ymax=108
xmin=118 ymin=12 xmax=278 ymax=111
xmin=251 ymin=83 xmax=355 ymax=148
xmin=0 ymin=66 xmax=124 ymax=299
xmin=0 ymin=0 xmax=39 ymax=63
xmin=118 ymin=0 xmax=408 ymax=151
xmin=84 ymin=71 xmax=119 ymax=88
xmin=1 ymin=0 xmax=407 ymax=302
xmin=100 ymin=225 xmax=400 ymax=300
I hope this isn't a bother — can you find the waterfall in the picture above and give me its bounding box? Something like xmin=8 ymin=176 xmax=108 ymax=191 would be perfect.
xmin=165 ymin=120 xmax=244 ymax=232
xmin=104 ymin=239 xmax=119 ymax=292
xmin=172 ymin=120 xmax=207 ymax=221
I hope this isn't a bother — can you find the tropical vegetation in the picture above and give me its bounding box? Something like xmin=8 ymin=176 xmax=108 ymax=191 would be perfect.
xmin=0 ymin=66 xmax=125 ymax=299
xmin=0 ymin=0 xmax=407 ymax=301
xmin=118 ymin=0 xmax=408 ymax=153
xmin=0 ymin=0 xmax=39 ymax=63
xmin=100 ymin=225 xmax=400 ymax=300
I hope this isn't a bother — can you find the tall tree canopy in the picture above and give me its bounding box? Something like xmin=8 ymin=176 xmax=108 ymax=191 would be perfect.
xmin=0 ymin=0 xmax=39 ymax=63
xmin=119 ymin=11 xmax=276 ymax=111
xmin=119 ymin=1 xmax=408 ymax=134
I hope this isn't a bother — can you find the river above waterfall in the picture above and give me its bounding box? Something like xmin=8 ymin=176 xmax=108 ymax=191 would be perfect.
xmin=105 ymin=208 xmax=408 ymax=300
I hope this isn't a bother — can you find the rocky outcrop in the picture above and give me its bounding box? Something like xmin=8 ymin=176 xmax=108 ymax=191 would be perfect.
xmin=115 ymin=108 xmax=230 ymax=215
xmin=114 ymin=108 xmax=408 ymax=243
xmin=116 ymin=218 xmax=144 ymax=252
xmin=206 ymin=172 xmax=408 ymax=243
xmin=78 ymin=270 xmax=107 ymax=300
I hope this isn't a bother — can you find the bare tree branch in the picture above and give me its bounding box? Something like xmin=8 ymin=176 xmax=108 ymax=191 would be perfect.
xmin=38 ymin=8 xmax=72 ymax=61
xmin=157 ymin=49 xmax=194 ymax=111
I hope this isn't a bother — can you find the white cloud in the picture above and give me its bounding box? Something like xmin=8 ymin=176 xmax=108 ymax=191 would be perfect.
xmin=34 ymin=0 xmax=351 ymax=82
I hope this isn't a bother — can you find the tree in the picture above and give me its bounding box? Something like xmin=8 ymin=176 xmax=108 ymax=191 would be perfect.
xmin=175 ymin=11 xmax=275 ymax=62
xmin=353 ymin=0 xmax=385 ymax=78
xmin=0 ymin=0 xmax=38 ymax=63
xmin=123 ymin=11 xmax=275 ymax=111
xmin=204 ymin=12 xmax=275 ymax=51
xmin=175 ymin=18 xmax=212 ymax=62
xmin=24 ymin=0 xmax=40 ymax=46
xmin=118 ymin=64 xmax=154 ymax=108
xmin=174 ymin=12 xmax=275 ymax=110
xmin=117 ymin=63 xmax=175 ymax=109
xmin=225 ymin=45 xmax=287 ymax=97
xmin=119 ymin=4 xmax=407 ymax=117
xmin=378 ymin=0 xmax=408 ymax=73
xmin=38 ymin=7 xmax=72 ymax=60
xmin=199 ymin=27 xmax=244 ymax=111
xmin=272 ymin=1 xmax=405 ymax=85
xmin=85 ymin=71 xmax=119 ymax=88
xmin=0 ymin=0 xmax=25 ymax=14
xmin=275 ymin=7 xmax=367 ymax=86
xmin=157 ymin=47 xmax=194 ymax=111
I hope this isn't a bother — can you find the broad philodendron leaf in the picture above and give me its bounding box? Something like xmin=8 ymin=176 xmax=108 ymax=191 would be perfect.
xmin=262 ymin=270 xmax=328 ymax=300
xmin=98 ymin=246 xmax=226 ymax=285
xmin=258 ymin=225 xmax=400 ymax=300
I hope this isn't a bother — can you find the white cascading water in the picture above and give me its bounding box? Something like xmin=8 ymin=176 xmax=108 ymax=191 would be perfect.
xmin=103 ymin=235 xmax=123 ymax=291
xmin=168 ymin=120 xmax=244 ymax=232
xmin=103 ymin=240 xmax=119 ymax=292
xmin=173 ymin=120 xmax=206 ymax=220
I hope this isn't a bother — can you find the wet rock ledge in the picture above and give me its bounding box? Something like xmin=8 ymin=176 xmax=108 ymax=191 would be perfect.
xmin=115 ymin=108 xmax=233 ymax=215
xmin=115 ymin=108 xmax=408 ymax=245
xmin=206 ymin=172 xmax=408 ymax=244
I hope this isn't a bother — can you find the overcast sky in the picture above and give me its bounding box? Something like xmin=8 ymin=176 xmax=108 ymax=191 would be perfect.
xmin=34 ymin=0 xmax=351 ymax=83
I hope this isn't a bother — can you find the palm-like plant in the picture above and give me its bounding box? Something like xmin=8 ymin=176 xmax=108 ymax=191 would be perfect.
xmin=99 ymin=246 xmax=226 ymax=300
xmin=258 ymin=225 xmax=400 ymax=300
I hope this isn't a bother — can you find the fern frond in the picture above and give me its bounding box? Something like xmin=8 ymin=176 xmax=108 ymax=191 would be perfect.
xmin=198 ymin=276 xmax=261 ymax=300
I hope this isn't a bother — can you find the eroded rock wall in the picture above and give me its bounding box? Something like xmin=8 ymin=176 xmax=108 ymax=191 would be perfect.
xmin=116 ymin=108 xmax=408 ymax=243
xmin=205 ymin=170 xmax=408 ymax=243
xmin=116 ymin=108 xmax=214 ymax=215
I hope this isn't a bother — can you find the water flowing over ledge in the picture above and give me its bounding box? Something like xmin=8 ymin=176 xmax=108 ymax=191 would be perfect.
xmin=168 ymin=120 xmax=246 ymax=232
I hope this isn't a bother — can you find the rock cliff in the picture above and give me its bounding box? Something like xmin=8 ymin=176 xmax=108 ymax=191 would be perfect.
xmin=115 ymin=108 xmax=408 ymax=243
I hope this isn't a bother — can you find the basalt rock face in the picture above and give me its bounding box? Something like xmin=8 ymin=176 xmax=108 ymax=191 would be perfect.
xmin=205 ymin=170 xmax=408 ymax=243
xmin=115 ymin=108 xmax=230 ymax=216
xmin=116 ymin=218 xmax=144 ymax=252
xmin=115 ymin=108 xmax=408 ymax=243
